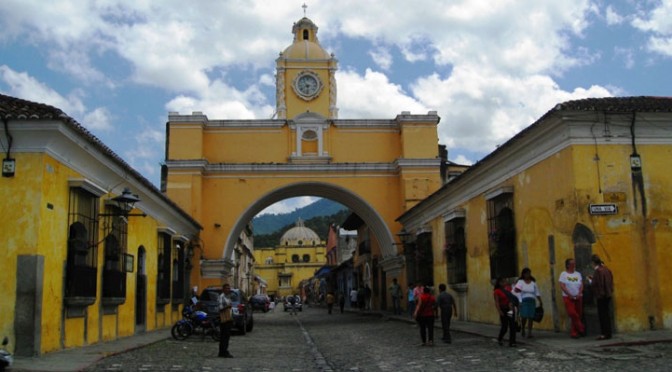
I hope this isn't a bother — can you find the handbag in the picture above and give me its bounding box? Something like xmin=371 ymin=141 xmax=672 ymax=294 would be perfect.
xmin=534 ymin=305 xmax=544 ymax=323
xmin=220 ymin=307 xmax=233 ymax=323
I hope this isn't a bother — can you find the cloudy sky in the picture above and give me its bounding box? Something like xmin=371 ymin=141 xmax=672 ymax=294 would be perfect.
xmin=1 ymin=0 xmax=671 ymax=215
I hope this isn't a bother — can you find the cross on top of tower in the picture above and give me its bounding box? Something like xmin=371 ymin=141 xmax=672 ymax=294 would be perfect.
xmin=302 ymin=3 xmax=307 ymax=17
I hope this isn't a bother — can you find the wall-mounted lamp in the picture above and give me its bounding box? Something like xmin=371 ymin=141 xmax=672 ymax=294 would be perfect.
xmin=187 ymin=243 xmax=204 ymax=260
xmin=396 ymin=228 xmax=411 ymax=244
xmin=99 ymin=188 xmax=147 ymax=218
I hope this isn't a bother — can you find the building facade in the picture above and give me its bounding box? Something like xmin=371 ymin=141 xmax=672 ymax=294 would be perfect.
xmin=0 ymin=94 xmax=202 ymax=356
xmin=164 ymin=16 xmax=443 ymax=296
xmin=398 ymin=97 xmax=672 ymax=334
xmin=252 ymin=219 xmax=326 ymax=298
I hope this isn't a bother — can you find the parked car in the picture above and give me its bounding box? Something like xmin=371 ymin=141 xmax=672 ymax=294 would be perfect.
xmin=199 ymin=287 xmax=254 ymax=334
xmin=283 ymin=295 xmax=303 ymax=312
xmin=250 ymin=294 xmax=270 ymax=312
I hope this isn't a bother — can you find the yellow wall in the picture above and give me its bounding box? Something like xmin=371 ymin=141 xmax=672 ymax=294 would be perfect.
xmin=421 ymin=141 xmax=672 ymax=332
xmin=1 ymin=151 xmax=191 ymax=354
xmin=253 ymin=245 xmax=326 ymax=297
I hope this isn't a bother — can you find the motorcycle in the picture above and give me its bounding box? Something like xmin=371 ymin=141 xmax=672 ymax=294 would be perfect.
xmin=0 ymin=337 xmax=12 ymax=372
xmin=171 ymin=305 xmax=220 ymax=341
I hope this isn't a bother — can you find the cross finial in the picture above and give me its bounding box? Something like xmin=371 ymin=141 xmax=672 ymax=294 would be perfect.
xmin=302 ymin=3 xmax=307 ymax=17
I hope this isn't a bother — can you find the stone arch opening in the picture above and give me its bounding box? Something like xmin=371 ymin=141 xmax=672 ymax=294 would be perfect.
xmin=222 ymin=182 xmax=396 ymax=261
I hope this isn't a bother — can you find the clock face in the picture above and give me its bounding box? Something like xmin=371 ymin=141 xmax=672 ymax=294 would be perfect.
xmin=293 ymin=71 xmax=322 ymax=100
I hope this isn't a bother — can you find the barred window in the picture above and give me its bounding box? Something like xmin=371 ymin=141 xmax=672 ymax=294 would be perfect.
xmin=487 ymin=193 xmax=516 ymax=279
xmin=445 ymin=219 xmax=467 ymax=284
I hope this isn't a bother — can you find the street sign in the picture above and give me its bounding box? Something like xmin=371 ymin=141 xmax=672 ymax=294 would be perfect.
xmin=589 ymin=204 xmax=618 ymax=215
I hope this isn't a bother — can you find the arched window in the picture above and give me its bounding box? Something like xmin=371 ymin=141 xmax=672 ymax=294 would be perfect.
xmin=292 ymin=254 xmax=300 ymax=263
xmin=298 ymin=240 xmax=303 ymax=246
xmin=302 ymin=254 xmax=310 ymax=263
xmin=303 ymin=29 xmax=309 ymax=40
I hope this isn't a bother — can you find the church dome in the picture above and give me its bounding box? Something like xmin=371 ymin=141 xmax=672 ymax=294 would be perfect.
xmin=280 ymin=218 xmax=321 ymax=246
xmin=280 ymin=17 xmax=331 ymax=60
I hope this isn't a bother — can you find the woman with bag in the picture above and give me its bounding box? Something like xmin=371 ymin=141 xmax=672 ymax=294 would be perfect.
xmin=413 ymin=286 xmax=437 ymax=346
xmin=493 ymin=277 xmax=517 ymax=347
xmin=218 ymin=283 xmax=234 ymax=358
xmin=514 ymin=268 xmax=543 ymax=338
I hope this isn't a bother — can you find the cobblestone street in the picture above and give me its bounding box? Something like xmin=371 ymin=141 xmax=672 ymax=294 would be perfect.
xmin=85 ymin=306 xmax=672 ymax=371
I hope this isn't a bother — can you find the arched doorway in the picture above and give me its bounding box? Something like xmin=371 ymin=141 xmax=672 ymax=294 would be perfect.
xmin=571 ymin=223 xmax=600 ymax=336
xmin=223 ymin=182 xmax=396 ymax=261
xmin=135 ymin=246 xmax=146 ymax=332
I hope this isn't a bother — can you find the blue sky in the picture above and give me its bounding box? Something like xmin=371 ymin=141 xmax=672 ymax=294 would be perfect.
xmin=1 ymin=0 xmax=671 ymax=215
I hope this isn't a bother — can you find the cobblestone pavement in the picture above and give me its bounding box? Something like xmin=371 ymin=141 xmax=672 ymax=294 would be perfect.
xmin=85 ymin=306 xmax=672 ymax=371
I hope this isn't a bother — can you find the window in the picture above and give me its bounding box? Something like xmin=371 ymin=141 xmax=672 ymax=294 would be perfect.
xmin=265 ymin=257 xmax=273 ymax=264
xmin=172 ymin=241 xmax=185 ymax=303
xmin=157 ymin=233 xmax=172 ymax=302
xmin=487 ymin=192 xmax=516 ymax=279
xmin=65 ymin=187 xmax=99 ymax=300
xmin=298 ymin=240 xmax=303 ymax=246
xmin=445 ymin=218 xmax=467 ymax=284
xmin=292 ymin=254 xmax=300 ymax=263
xmin=302 ymin=254 xmax=310 ymax=263
xmin=102 ymin=205 xmax=128 ymax=300
xmin=303 ymin=29 xmax=309 ymax=40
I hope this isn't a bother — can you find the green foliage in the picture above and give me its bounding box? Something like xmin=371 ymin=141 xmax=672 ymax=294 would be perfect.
xmin=252 ymin=198 xmax=347 ymax=235
xmin=254 ymin=209 xmax=351 ymax=248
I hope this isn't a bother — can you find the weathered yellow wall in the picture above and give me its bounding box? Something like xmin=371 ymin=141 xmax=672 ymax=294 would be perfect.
xmin=1 ymin=151 xmax=188 ymax=354
xmin=423 ymin=141 xmax=672 ymax=332
xmin=0 ymin=153 xmax=45 ymax=350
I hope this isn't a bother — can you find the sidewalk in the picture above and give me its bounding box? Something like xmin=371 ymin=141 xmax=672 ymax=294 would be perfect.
xmin=10 ymin=329 xmax=170 ymax=372
xmin=379 ymin=310 xmax=672 ymax=351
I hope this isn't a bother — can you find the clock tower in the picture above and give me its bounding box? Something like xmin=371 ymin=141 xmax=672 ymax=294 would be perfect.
xmin=276 ymin=16 xmax=338 ymax=120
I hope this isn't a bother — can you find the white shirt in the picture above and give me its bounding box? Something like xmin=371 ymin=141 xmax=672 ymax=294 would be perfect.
xmin=559 ymin=271 xmax=583 ymax=297
xmin=514 ymin=279 xmax=540 ymax=300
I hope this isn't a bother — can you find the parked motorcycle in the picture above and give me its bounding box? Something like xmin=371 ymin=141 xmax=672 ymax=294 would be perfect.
xmin=0 ymin=337 xmax=13 ymax=372
xmin=171 ymin=305 xmax=220 ymax=341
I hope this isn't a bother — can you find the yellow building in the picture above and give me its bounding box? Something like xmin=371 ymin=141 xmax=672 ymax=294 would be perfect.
xmin=253 ymin=219 xmax=326 ymax=298
xmin=164 ymin=16 xmax=443 ymax=298
xmin=398 ymin=97 xmax=672 ymax=335
xmin=0 ymin=94 xmax=201 ymax=356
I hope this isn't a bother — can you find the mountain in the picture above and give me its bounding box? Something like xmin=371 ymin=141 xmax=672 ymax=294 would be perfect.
xmin=252 ymin=198 xmax=347 ymax=235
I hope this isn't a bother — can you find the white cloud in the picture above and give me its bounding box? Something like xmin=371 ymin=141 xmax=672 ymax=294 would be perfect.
xmin=452 ymin=154 xmax=473 ymax=166
xmin=258 ymin=197 xmax=319 ymax=216
xmin=411 ymin=66 xmax=612 ymax=153
xmin=336 ymin=68 xmax=428 ymax=118
xmin=83 ymin=107 xmax=113 ymax=132
xmin=605 ymin=5 xmax=624 ymax=25
xmin=369 ymin=46 xmax=393 ymax=71
xmin=165 ymin=79 xmax=274 ymax=119
xmin=632 ymin=0 xmax=672 ymax=57
xmin=0 ymin=65 xmax=115 ymax=134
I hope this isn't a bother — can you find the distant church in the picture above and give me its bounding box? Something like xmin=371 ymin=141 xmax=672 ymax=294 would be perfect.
xmin=253 ymin=219 xmax=326 ymax=298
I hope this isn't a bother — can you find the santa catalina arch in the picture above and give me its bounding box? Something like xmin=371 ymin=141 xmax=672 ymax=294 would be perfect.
xmin=164 ymin=16 xmax=442 ymax=291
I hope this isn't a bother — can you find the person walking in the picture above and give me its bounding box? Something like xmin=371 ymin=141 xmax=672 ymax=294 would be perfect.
xmin=588 ymin=254 xmax=614 ymax=340
xmin=338 ymin=291 xmax=346 ymax=314
xmin=407 ymin=283 xmax=416 ymax=319
xmin=288 ymin=294 xmax=298 ymax=315
xmin=389 ymin=278 xmax=402 ymax=315
xmin=493 ymin=277 xmax=517 ymax=347
xmin=514 ymin=268 xmax=542 ymax=338
xmin=559 ymin=258 xmax=585 ymax=338
xmin=349 ymin=288 xmax=358 ymax=309
xmin=413 ymin=286 xmax=437 ymax=346
xmin=326 ymin=291 xmax=335 ymax=315
xmin=217 ymin=283 xmax=234 ymax=358
xmin=436 ymin=284 xmax=457 ymax=343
